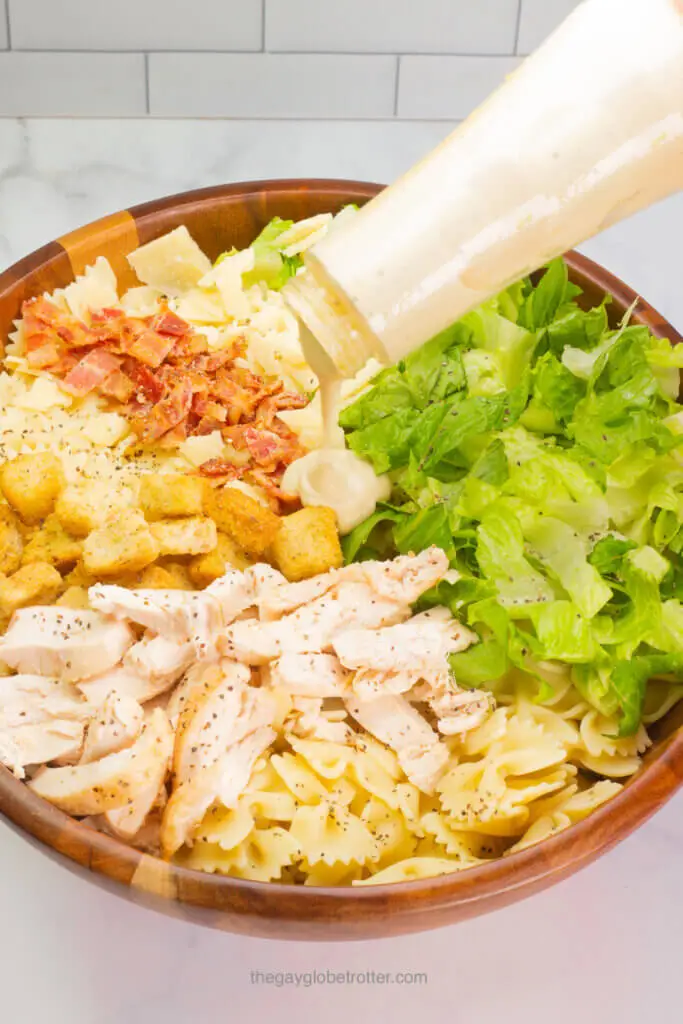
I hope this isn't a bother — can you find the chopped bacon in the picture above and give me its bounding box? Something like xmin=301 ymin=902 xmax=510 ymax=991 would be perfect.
xmin=152 ymin=311 xmax=190 ymax=337
xmin=247 ymin=468 xmax=301 ymax=511
xmin=156 ymin=421 xmax=189 ymax=447
xmin=254 ymin=389 xmax=309 ymax=429
xmin=91 ymin=307 xmax=123 ymax=323
xmin=25 ymin=341 xmax=63 ymax=369
xmin=25 ymin=330 xmax=57 ymax=354
xmin=212 ymin=371 xmax=260 ymax=425
xmin=241 ymin=426 xmax=285 ymax=466
xmin=166 ymin=333 xmax=209 ymax=364
xmin=24 ymin=296 xmax=64 ymax=323
xmin=18 ymin=293 xmax=312 ymax=509
xmin=126 ymin=330 xmax=176 ymax=368
xmin=132 ymin=378 xmax=193 ymax=443
xmin=198 ymin=458 xmax=245 ymax=479
xmin=61 ymin=350 xmax=122 ymax=397
xmin=124 ymin=360 xmax=165 ymax=404
xmin=49 ymin=353 xmax=80 ymax=376
xmin=198 ymin=344 xmax=246 ymax=374
xmin=55 ymin=320 xmax=93 ymax=348
xmin=100 ymin=369 xmax=136 ymax=404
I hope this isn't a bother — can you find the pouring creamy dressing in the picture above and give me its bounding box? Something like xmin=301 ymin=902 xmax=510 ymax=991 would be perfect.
xmin=282 ymin=326 xmax=391 ymax=535
xmin=283 ymin=0 xmax=683 ymax=527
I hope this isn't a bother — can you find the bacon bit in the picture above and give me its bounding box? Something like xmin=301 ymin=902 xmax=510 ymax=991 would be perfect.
xmin=26 ymin=341 xmax=63 ymax=369
xmin=100 ymin=369 xmax=136 ymax=404
xmin=90 ymin=307 xmax=123 ymax=322
xmin=156 ymin=420 xmax=189 ymax=447
xmin=254 ymin=389 xmax=309 ymax=429
xmin=212 ymin=372 xmax=257 ymax=425
xmin=61 ymin=350 xmax=122 ymax=397
xmin=23 ymin=296 xmax=63 ymax=326
xmin=198 ymin=458 xmax=245 ymax=479
xmin=55 ymin=320 xmax=93 ymax=349
xmin=192 ymin=398 xmax=228 ymax=436
xmin=153 ymin=311 xmax=190 ymax=337
xmin=241 ymin=426 xmax=283 ymax=465
xmin=49 ymin=353 xmax=80 ymax=376
xmin=248 ymin=468 xmax=302 ymax=510
xmin=124 ymin=361 xmax=165 ymax=404
xmin=199 ymin=344 xmax=246 ymax=373
xmin=166 ymin=334 xmax=209 ymax=363
xmin=25 ymin=329 xmax=56 ymax=354
xmin=196 ymin=414 xmax=228 ymax=436
xmin=127 ymin=330 xmax=176 ymax=368
xmin=19 ymin=294 xmax=310 ymax=508
xmin=131 ymin=378 xmax=193 ymax=443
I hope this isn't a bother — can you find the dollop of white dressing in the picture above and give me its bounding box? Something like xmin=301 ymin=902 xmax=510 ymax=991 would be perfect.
xmin=282 ymin=449 xmax=391 ymax=535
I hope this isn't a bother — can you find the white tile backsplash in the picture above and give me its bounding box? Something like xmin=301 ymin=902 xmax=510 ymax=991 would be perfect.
xmin=266 ymin=0 xmax=519 ymax=54
xmin=398 ymin=55 xmax=520 ymax=120
xmin=0 ymin=53 xmax=146 ymax=116
xmin=0 ymin=0 xmax=574 ymax=118
xmin=517 ymin=0 xmax=581 ymax=55
xmin=149 ymin=53 xmax=397 ymax=119
xmin=8 ymin=0 xmax=262 ymax=51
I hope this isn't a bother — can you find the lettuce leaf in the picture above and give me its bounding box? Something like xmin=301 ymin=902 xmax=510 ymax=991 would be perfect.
xmin=523 ymin=514 xmax=612 ymax=618
xmin=401 ymin=324 xmax=469 ymax=406
xmin=518 ymin=259 xmax=572 ymax=331
xmin=588 ymin=536 xmax=638 ymax=576
xmin=531 ymin=601 xmax=602 ymax=662
xmin=476 ymin=504 xmax=555 ymax=609
xmin=530 ymin=351 xmax=585 ymax=423
xmin=611 ymin=654 xmax=683 ymax=736
xmin=345 ymin=407 xmax=421 ymax=474
xmin=241 ymin=217 xmax=302 ymax=290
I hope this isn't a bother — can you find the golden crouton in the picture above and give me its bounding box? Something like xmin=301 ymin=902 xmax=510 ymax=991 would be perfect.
xmin=137 ymin=564 xmax=177 ymax=589
xmin=82 ymin=509 xmax=159 ymax=577
xmin=56 ymin=585 xmax=90 ymax=610
xmin=0 ymin=562 xmax=62 ymax=616
xmin=0 ymin=505 xmax=23 ymax=575
xmin=21 ymin=514 xmax=82 ymax=570
xmin=63 ymin=561 xmax=97 ymax=590
xmin=272 ymin=506 xmax=342 ymax=582
xmin=54 ymin=480 xmax=134 ymax=538
xmin=157 ymin=561 xmax=195 ymax=590
xmin=204 ymin=486 xmax=280 ymax=558
xmin=139 ymin=474 xmax=205 ymax=521
xmin=150 ymin=516 xmax=217 ymax=557
xmin=101 ymin=572 xmax=143 ymax=589
xmin=0 ymin=452 xmax=64 ymax=525
xmin=188 ymin=532 xmax=251 ymax=587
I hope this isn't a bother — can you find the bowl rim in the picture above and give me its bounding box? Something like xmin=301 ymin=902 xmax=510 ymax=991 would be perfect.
xmin=1 ymin=177 xmax=682 ymax=927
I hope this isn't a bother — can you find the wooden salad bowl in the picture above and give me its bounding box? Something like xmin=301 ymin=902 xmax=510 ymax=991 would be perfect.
xmin=0 ymin=179 xmax=682 ymax=941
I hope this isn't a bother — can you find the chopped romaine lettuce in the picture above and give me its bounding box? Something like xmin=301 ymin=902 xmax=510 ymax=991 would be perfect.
xmin=218 ymin=217 xmax=304 ymax=291
xmin=341 ymin=257 xmax=683 ymax=734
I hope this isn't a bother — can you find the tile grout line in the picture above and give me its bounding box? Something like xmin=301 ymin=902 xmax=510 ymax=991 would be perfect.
xmin=261 ymin=0 xmax=266 ymax=51
xmin=513 ymin=0 xmax=523 ymax=54
xmin=0 ymin=113 xmax=462 ymax=125
xmin=393 ymin=56 xmax=400 ymax=117
xmin=4 ymin=0 xmax=11 ymax=48
xmin=144 ymin=51 xmax=150 ymax=114
xmin=1 ymin=48 xmax=521 ymax=58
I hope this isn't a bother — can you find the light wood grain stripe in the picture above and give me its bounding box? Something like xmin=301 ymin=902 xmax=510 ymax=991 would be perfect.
xmin=58 ymin=211 xmax=140 ymax=291
xmin=131 ymin=853 xmax=179 ymax=900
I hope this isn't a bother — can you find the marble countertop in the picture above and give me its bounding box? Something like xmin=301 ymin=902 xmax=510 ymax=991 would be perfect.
xmin=1 ymin=118 xmax=682 ymax=1024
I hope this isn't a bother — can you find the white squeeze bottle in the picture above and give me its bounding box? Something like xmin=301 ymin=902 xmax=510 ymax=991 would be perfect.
xmin=284 ymin=0 xmax=683 ymax=381
xmin=280 ymin=0 xmax=683 ymax=532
